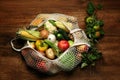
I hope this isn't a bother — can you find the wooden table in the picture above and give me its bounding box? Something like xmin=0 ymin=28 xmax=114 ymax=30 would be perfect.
xmin=0 ymin=0 xmax=120 ymax=80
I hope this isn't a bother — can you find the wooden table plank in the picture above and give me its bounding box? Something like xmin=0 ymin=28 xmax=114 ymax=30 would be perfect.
xmin=0 ymin=0 xmax=120 ymax=80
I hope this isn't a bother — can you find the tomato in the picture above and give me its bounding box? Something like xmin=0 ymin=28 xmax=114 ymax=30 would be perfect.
xmin=95 ymin=31 xmax=101 ymax=38
xmin=93 ymin=25 xmax=100 ymax=31
xmin=36 ymin=60 xmax=48 ymax=72
xmin=86 ymin=16 xmax=95 ymax=24
xmin=58 ymin=40 xmax=69 ymax=52
xmin=77 ymin=45 xmax=89 ymax=53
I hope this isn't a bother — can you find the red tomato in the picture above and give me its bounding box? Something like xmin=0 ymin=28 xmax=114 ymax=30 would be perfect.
xmin=77 ymin=45 xmax=89 ymax=53
xmin=58 ymin=40 xmax=69 ymax=52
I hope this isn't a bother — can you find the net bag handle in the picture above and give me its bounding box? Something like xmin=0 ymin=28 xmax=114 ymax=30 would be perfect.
xmin=10 ymin=37 xmax=27 ymax=52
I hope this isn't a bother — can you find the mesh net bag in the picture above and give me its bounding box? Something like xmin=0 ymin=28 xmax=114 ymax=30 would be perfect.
xmin=11 ymin=13 xmax=90 ymax=74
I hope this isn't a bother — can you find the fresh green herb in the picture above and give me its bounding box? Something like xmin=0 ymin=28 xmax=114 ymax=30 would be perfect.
xmin=80 ymin=1 xmax=104 ymax=68
xmin=85 ymin=1 xmax=104 ymax=43
xmin=81 ymin=47 xmax=102 ymax=68
xmin=87 ymin=2 xmax=103 ymax=15
xmin=87 ymin=1 xmax=95 ymax=15
xmin=97 ymin=20 xmax=104 ymax=27
xmin=97 ymin=4 xmax=103 ymax=10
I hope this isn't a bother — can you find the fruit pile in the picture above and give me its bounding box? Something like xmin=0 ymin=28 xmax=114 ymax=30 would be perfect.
xmin=17 ymin=18 xmax=89 ymax=60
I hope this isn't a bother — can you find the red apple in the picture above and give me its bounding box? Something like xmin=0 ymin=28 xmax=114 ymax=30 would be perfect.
xmin=58 ymin=40 xmax=69 ymax=52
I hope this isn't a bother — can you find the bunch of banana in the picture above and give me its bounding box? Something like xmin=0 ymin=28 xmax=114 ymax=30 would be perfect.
xmin=16 ymin=29 xmax=40 ymax=41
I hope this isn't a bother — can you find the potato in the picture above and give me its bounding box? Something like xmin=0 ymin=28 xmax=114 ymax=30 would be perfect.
xmin=40 ymin=29 xmax=49 ymax=39
xmin=45 ymin=48 xmax=55 ymax=60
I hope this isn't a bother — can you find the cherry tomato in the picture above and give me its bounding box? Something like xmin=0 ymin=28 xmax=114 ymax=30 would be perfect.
xmin=95 ymin=31 xmax=101 ymax=38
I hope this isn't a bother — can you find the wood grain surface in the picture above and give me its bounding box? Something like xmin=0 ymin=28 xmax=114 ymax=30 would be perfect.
xmin=0 ymin=0 xmax=120 ymax=80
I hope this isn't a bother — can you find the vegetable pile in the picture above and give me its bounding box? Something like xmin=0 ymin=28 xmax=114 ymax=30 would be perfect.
xmin=80 ymin=1 xmax=104 ymax=68
xmin=17 ymin=18 xmax=88 ymax=60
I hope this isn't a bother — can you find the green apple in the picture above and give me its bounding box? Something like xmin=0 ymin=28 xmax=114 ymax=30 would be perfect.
xmin=68 ymin=40 xmax=74 ymax=47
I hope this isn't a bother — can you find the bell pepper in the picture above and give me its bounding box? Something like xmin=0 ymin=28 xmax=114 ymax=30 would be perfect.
xmin=35 ymin=40 xmax=48 ymax=52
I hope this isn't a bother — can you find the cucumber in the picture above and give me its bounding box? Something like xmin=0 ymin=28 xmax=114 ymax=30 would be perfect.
xmin=58 ymin=29 xmax=70 ymax=40
xmin=53 ymin=31 xmax=64 ymax=40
